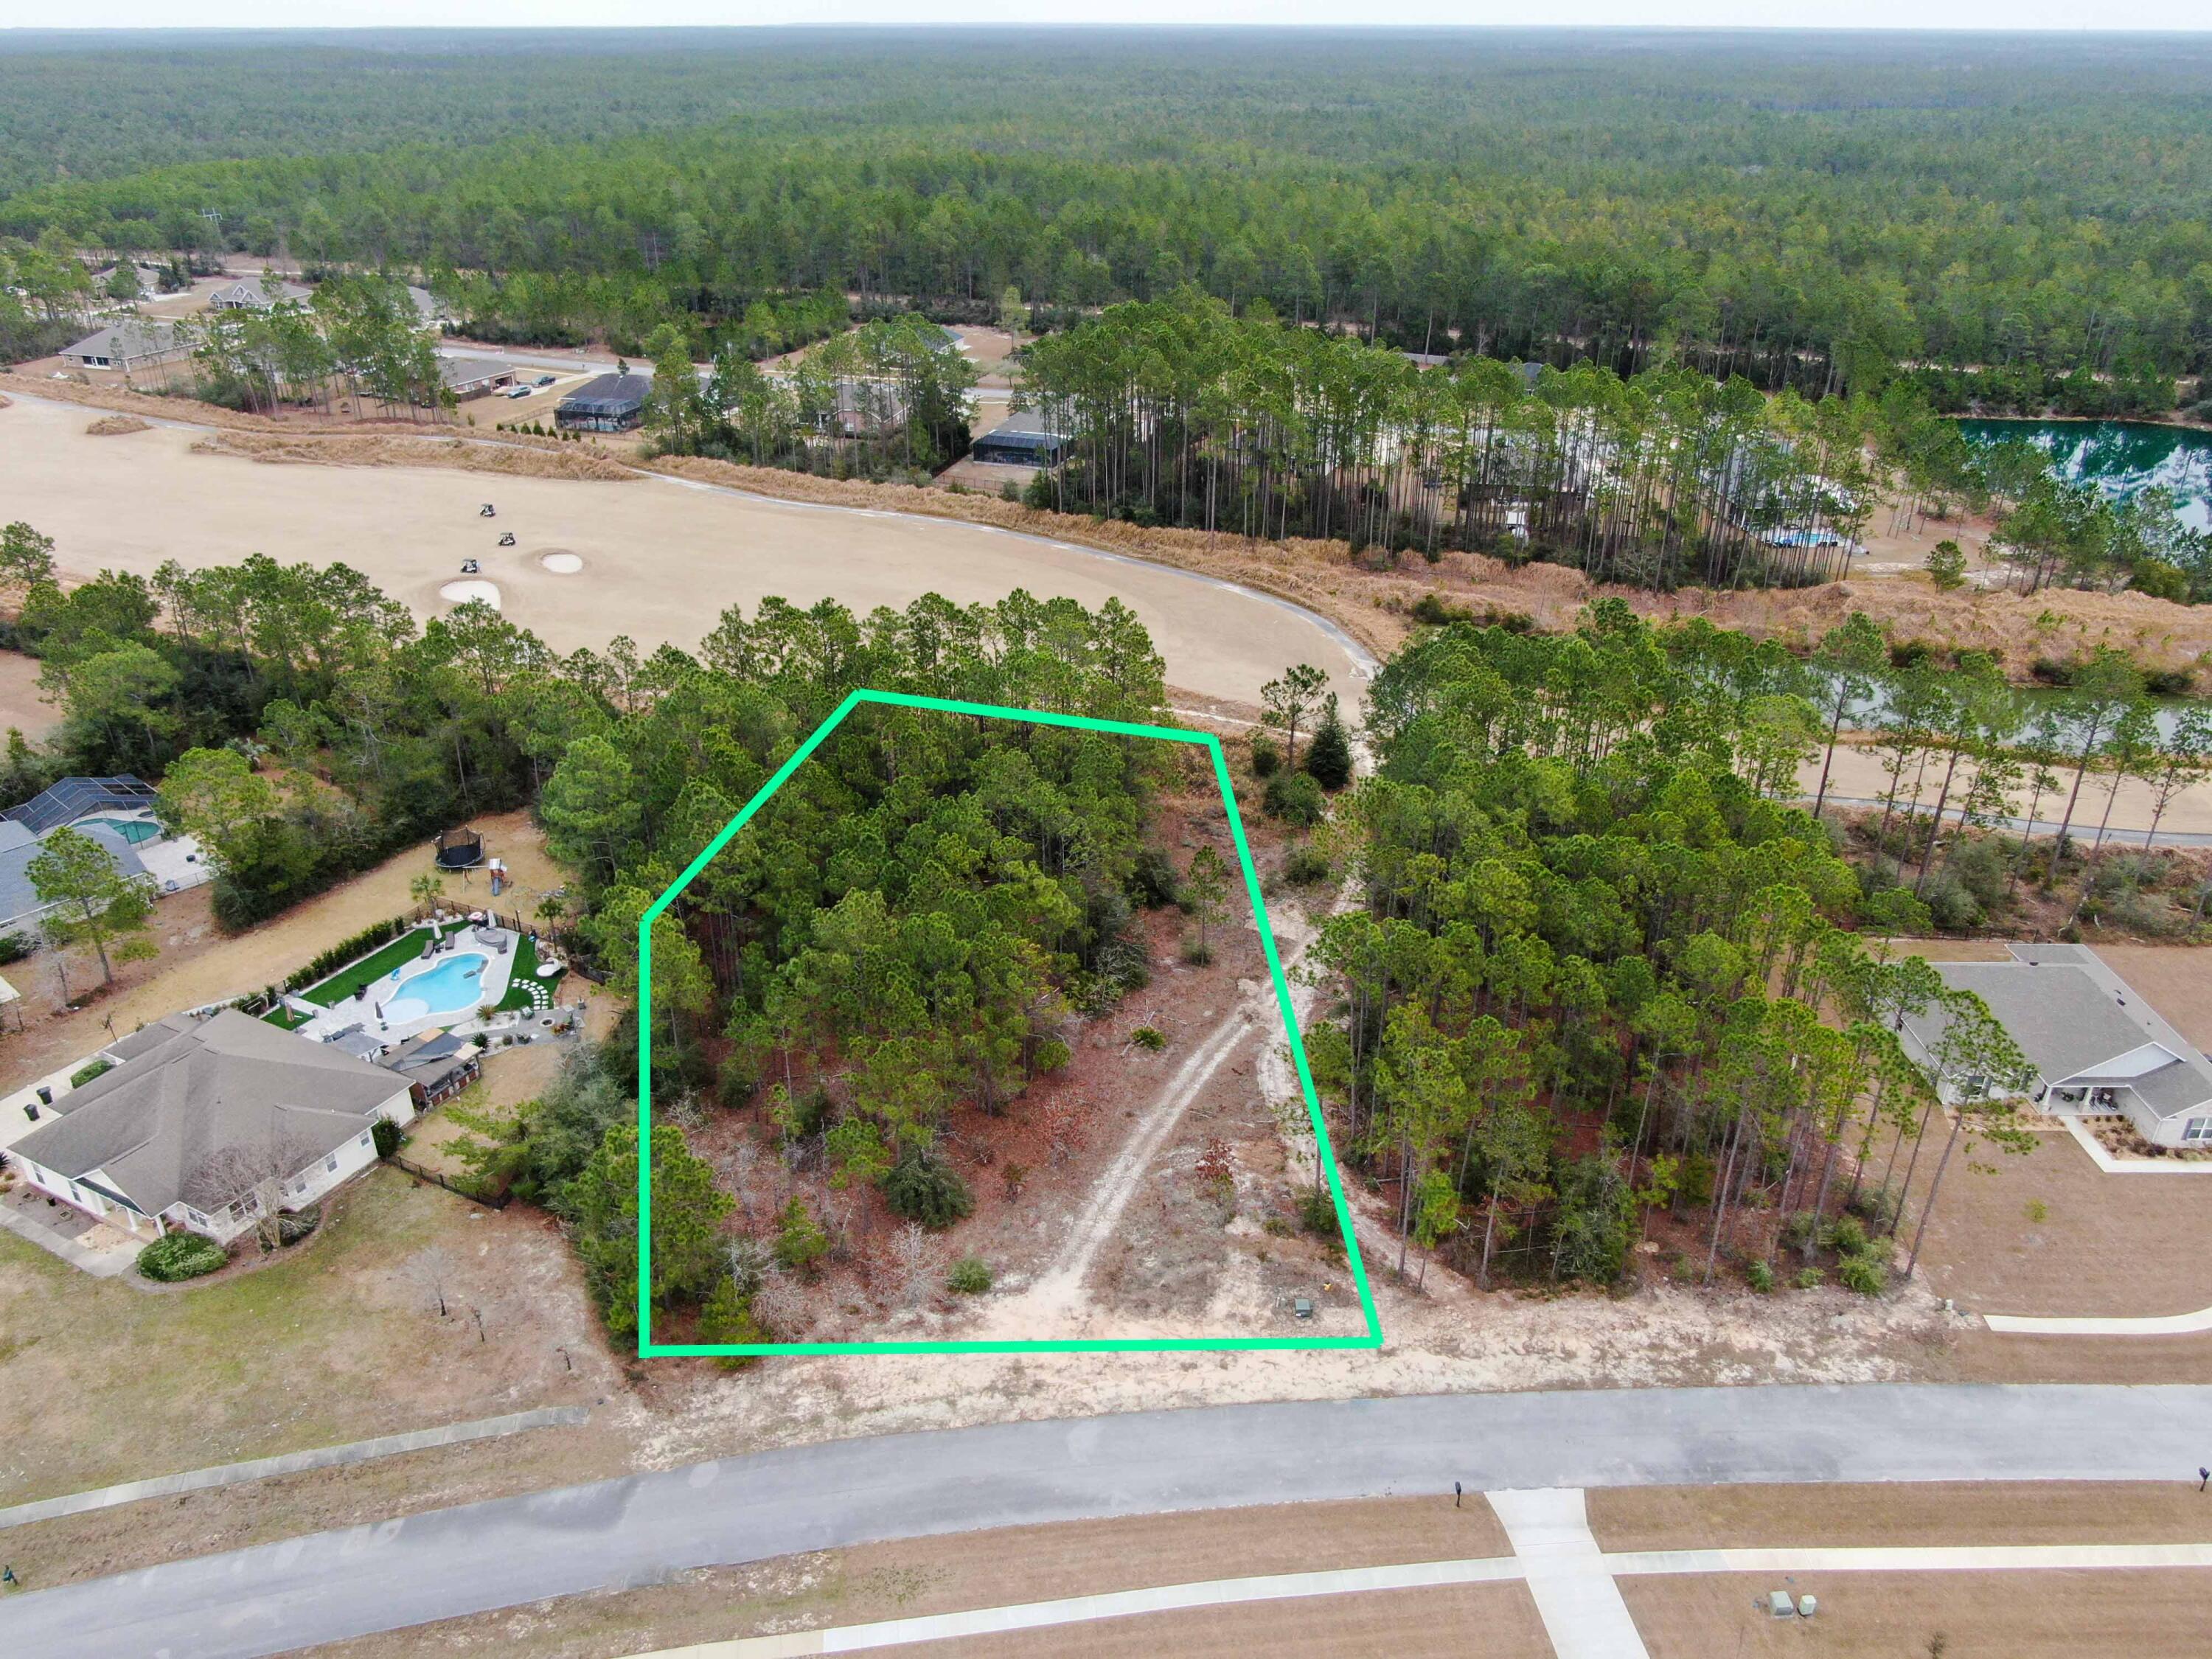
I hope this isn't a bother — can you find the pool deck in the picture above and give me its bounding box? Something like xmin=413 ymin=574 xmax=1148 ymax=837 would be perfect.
xmin=291 ymin=925 xmax=523 ymax=1046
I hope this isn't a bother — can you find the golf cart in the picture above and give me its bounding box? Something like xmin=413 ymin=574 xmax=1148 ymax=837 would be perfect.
xmin=479 ymin=503 xmax=495 ymax=518
xmin=459 ymin=558 xmax=481 ymax=574
xmin=496 ymin=532 xmax=516 ymax=547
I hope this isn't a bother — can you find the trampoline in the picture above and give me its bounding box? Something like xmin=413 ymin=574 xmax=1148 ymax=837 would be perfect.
xmin=435 ymin=827 xmax=485 ymax=870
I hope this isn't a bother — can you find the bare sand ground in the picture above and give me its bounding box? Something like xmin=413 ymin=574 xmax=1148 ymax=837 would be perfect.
xmin=0 ymin=647 xmax=56 ymax=738
xmin=0 ymin=393 xmax=1366 ymax=706
xmin=1804 ymin=742 xmax=2212 ymax=838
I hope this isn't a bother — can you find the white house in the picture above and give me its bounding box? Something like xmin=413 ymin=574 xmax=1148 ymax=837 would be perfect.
xmin=1900 ymin=943 xmax=2212 ymax=1150
xmin=4 ymin=1009 xmax=417 ymax=1245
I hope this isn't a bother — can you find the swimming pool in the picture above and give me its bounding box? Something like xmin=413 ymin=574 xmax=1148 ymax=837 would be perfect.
xmin=379 ymin=952 xmax=493 ymax=1024
xmin=79 ymin=815 xmax=162 ymax=844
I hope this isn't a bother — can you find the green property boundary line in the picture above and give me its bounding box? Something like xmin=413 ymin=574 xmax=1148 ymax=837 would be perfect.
xmin=636 ymin=686 xmax=1383 ymax=1358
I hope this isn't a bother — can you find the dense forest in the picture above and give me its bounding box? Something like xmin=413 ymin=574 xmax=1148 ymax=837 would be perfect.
xmin=11 ymin=515 xmax=2202 ymax=1317
xmin=1313 ymin=605 xmax=2044 ymax=1293
xmin=4 ymin=30 xmax=2210 ymax=401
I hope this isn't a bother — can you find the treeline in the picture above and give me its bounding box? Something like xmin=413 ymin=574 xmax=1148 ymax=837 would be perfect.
xmin=1317 ymin=603 xmax=2035 ymax=1293
xmin=1018 ymin=294 xmax=1876 ymax=588
xmin=5 ymin=32 xmax=2209 ymax=386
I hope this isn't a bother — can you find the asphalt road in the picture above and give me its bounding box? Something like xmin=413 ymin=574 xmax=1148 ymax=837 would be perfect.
xmin=9 ymin=1385 xmax=2208 ymax=1658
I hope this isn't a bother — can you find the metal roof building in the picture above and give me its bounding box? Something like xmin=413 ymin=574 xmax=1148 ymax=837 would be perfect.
xmin=555 ymin=372 xmax=650 ymax=433
xmin=4 ymin=776 xmax=161 ymax=838
xmin=972 ymin=415 xmax=1070 ymax=467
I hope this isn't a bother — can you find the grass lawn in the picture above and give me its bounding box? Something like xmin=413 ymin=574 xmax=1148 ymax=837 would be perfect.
xmin=493 ymin=932 xmax=564 ymax=1013
xmin=0 ymin=1166 xmax=605 ymax=1508
xmin=299 ymin=920 xmax=467 ymax=1008
xmin=261 ymin=1004 xmax=313 ymax=1030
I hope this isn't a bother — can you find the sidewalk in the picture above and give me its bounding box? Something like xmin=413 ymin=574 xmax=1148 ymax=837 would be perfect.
xmin=0 ymin=1186 xmax=140 ymax=1279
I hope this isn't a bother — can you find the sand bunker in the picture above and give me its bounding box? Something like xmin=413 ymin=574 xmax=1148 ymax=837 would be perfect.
xmin=439 ymin=580 xmax=503 ymax=609
xmin=540 ymin=550 xmax=584 ymax=574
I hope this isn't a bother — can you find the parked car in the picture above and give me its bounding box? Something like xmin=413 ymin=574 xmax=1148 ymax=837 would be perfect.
xmin=504 ymin=384 xmax=532 ymax=398
xmin=535 ymin=374 xmax=557 ymax=386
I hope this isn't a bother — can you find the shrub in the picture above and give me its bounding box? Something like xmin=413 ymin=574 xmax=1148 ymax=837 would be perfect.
xmin=1745 ymin=1259 xmax=1775 ymax=1293
xmin=69 ymin=1058 xmax=114 ymax=1090
xmin=1848 ymin=1183 xmax=1902 ymax=1229
xmin=0 ymin=931 xmax=30 ymax=964
xmin=1031 ymin=1037 xmax=1071 ymax=1075
xmin=1921 ymin=872 xmax=1983 ymax=933
xmin=1823 ymin=1214 xmax=1869 ymax=1256
xmin=1264 ymin=770 xmax=1326 ymax=828
xmin=1248 ymin=733 xmax=1281 ymax=778
xmin=883 ymin=1151 xmax=975 ymax=1230
xmin=947 ymin=1255 xmax=992 ymax=1294
xmin=1924 ymin=539 xmax=1967 ymax=591
xmin=1284 ymin=843 xmax=1333 ymax=885
xmin=276 ymin=1204 xmax=321 ymax=1245
xmin=285 ymin=917 xmax=409 ymax=992
xmin=698 ymin=1274 xmax=766 ymax=1368
xmin=1304 ymin=699 xmax=1353 ymax=790
xmin=1129 ymin=1024 xmax=1167 ymax=1051
xmin=1180 ymin=934 xmax=1214 ymax=966
xmin=1837 ymin=1251 xmax=1887 ymax=1295
xmin=372 ymin=1119 xmax=402 ymax=1160
xmin=1127 ymin=846 xmax=1181 ymax=908
xmin=2144 ymin=665 xmax=2196 ymax=697
xmin=773 ymin=1196 xmax=830 ymax=1274
xmin=2025 ymin=1197 xmax=2049 ymax=1223
xmin=1794 ymin=1267 xmax=1825 ymax=1290
xmin=138 ymin=1231 xmax=226 ymax=1281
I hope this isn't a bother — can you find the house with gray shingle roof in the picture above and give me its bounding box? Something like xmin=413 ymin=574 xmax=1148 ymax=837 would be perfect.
xmin=1900 ymin=943 xmax=2212 ymax=1150
xmin=61 ymin=320 xmax=189 ymax=372
xmin=4 ymin=1009 xmax=416 ymax=1245
xmin=207 ymin=277 xmax=312 ymax=311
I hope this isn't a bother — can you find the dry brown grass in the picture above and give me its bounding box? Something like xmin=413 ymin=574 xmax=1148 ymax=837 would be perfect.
xmin=192 ymin=429 xmax=640 ymax=483
xmin=83 ymin=414 xmax=153 ymax=437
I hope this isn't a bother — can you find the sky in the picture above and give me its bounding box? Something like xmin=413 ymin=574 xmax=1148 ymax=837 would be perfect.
xmin=4 ymin=7 xmax=2211 ymax=29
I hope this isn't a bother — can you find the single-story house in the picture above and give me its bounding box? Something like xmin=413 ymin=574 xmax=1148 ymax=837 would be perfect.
xmin=437 ymin=355 xmax=516 ymax=400
xmin=4 ymin=774 xmax=162 ymax=836
xmin=0 ymin=818 xmax=150 ymax=948
xmin=1900 ymin=943 xmax=2212 ymax=1150
xmin=2 ymin=775 xmax=209 ymax=902
xmin=207 ymin=277 xmax=313 ymax=311
xmin=4 ymin=1009 xmax=417 ymax=1245
xmin=60 ymin=321 xmax=189 ymax=372
xmin=555 ymin=372 xmax=649 ymax=433
xmin=971 ymin=415 xmax=1069 ymax=467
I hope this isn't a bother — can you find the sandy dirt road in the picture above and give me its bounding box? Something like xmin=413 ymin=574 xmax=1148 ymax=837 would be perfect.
xmin=0 ymin=394 xmax=1367 ymax=706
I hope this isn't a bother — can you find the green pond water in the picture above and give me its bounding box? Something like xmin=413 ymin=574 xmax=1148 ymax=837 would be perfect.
xmin=1958 ymin=418 xmax=2212 ymax=534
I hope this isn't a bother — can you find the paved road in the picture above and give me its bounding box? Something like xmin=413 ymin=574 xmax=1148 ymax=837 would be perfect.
xmin=9 ymin=1385 xmax=2208 ymax=1658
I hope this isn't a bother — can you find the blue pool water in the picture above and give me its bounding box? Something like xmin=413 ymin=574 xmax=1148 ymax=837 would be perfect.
xmin=80 ymin=815 xmax=162 ymax=844
xmin=383 ymin=952 xmax=492 ymax=1021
